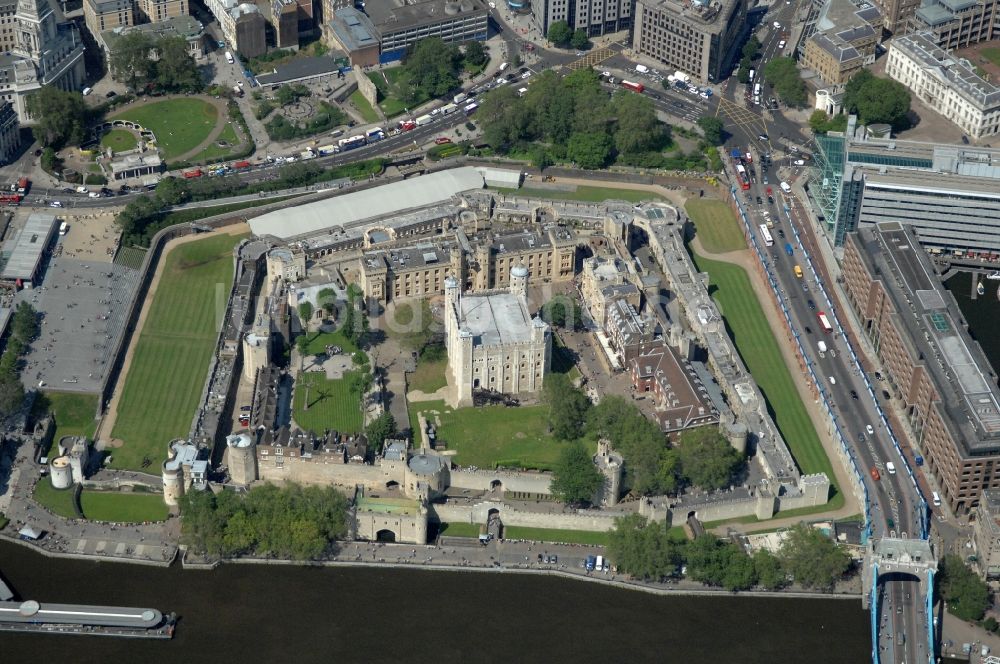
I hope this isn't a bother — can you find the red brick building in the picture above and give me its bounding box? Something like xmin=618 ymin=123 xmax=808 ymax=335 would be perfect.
xmin=842 ymin=222 xmax=1000 ymax=514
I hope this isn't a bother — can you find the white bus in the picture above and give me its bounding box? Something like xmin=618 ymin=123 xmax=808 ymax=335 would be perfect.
xmin=759 ymin=223 xmax=773 ymax=247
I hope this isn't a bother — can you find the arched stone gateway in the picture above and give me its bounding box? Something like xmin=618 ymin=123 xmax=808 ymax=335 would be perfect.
xmin=490 ymin=479 xmax=503 ymax=491
xmin=375 ymin=529 xmax=397 ymax=543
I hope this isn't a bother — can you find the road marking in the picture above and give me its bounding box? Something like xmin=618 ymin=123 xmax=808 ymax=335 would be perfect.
xmin=567 ymin=47 xmax=614 ymax=70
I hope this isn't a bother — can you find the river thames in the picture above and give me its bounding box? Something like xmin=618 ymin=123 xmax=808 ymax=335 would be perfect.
xmin=0 ymin=539 xmax=872 ymax=663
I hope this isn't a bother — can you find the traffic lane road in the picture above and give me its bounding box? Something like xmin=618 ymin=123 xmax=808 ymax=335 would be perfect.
xmin=791 ymin=188 xmax=931 ymax=528
xmin=768 ymin=206 xmax=919 ymax=535
xmin=765 ymin=202 xmax=925 ymax=660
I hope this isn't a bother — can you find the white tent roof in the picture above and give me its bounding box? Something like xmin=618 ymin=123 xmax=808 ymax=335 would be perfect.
xmin=248 ymin=167 xmax=485 ymax=240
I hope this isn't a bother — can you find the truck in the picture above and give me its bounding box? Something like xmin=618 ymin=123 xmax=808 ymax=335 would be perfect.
xmin=365 ymin=127 xmax=385 ymax=141
xmin=317 ymin=145 xmax=338 ymax=156
xmin=585 ymin=555 xmax=597 ymax=571
xmin=225 ymin=51 xmax=234 ymax=65
xmin=621 ymin=80 xmax=645 ymax=93
xmin=0 ymin=193 xmax=20 ymax=206
xmin=16 ymin=177 xmax=28 ymax=195
xmin=672 ymin=70 xmax=690 ymax=84
xmin=415 ymin=114 xmax=434 ymax=126
xmin=784 ymin=242 xmax=793 ymax=257
xmin=440 ymin=103 xmax=458 ymax=116
xmin=399 ymin=120 xmax=417 ymax=131
xmin=300 ymin=149 xmax=317 ymax=160
xmin=182 ymin=168 xmax=203 ymax=179
xmin=453 ymin=92 xmax=468 ymax=105
xmin=231 ymin=160 xmax=252 ymax=171
xmin=595 ymin=555 xmax=605 ymax=571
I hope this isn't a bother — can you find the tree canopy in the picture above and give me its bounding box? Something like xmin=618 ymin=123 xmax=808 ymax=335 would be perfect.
xmin=544 ymin=373 xmax=591 ymax=441
xmin=108 ymin=33 xmax=201 ymax=93
xmin=587 ymin=396 xmax=677 ymax=495
xmin=542 ymin=295 xmax=582 ymax=330
xmin=763 ymin=57 xmax=807 ymax=107
xmin=109 ymin=32 xmax=155 ymax=90
xmin=607 ymin=514 xmax=684 ymax=581
xmin=26 ymin=86 xmax=89 ymax=148
xmin=697 ymin=115 xmax=725 ymax=146
xmin=778 ymin=523 xmax=851 ymax=590
xmin=843 ymin=69 xmax=911 ymax=130
xmin=464 ymin=40 xmax=487 ymax=67
xmin=676 ymin=427 xmax=744 ymax=491
xmin=547 ymin=21 xmax=572 ymax=47
xmin=0 ymin=302 xmax=35 ymax=419
xmin=685 ymin=534 xmax=757 ymax=591
xmin=550 ymin=441 xmax=604 ymax=505
xmin=808 ymin=110 xmax=848 ymax=134
xmin=402 ymin=37 xmax=463 ymax=100
xmin=180 ymin=482 xmax=351 ymax=560
xmin=571 ymin=29 xmax=590 ymax=51
xmin=939 ymin=554 xmax=990 ymax=621
xmin=365 ymin=412 xmax=396 ymax=456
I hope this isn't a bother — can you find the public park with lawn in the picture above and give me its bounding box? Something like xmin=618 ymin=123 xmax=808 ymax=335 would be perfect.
xmin=409 ymin=400 xmax=592 ymax=470
xmin=33 ymin=477 xmax=78 ymax=518
xmin=292 ymin=371 xmax=365 ymax=434
xmin=502 ymin=526 xmax=610 ymax=546
xmin=367 ymin=68 xmax=429 ymax=118
xmin=33 ymin=391 xmax=98 ymax=455
xmin=686 ymin=199 xmax=747 ymax=254
xmin=690 ymin=252 xmax=841 ymax=508
xmin=109 ymin=98 xmax=220 ymax=160
xmin=80 ymin=490 xmax=169 ymax=522
xmin=506 ymin=186 xmax=667 ymax=204
xmin=100 ymin=129 xmax=139 ymax=153
xmin=110 ymin=233 xmax=244 ymax=471
xmin=34 ymin=478 xmax=168 ymax=522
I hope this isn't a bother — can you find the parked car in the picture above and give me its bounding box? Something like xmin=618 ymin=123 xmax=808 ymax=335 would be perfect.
xmin=434 ymin=137 xmax=452 ymax=145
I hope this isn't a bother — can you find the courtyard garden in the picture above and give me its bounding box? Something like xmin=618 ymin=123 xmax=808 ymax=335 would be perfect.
xmin=100 ymin=129 xmax=139 ymax=153
xmin=32 ymin=391 xmax=98 ymax=456
xmin=292 ymin=370 xmax=365 ymax=434
xmin=408 ymin=400 xmax=595 ymax=471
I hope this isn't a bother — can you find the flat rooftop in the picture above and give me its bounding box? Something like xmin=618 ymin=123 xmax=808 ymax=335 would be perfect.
xmin=858 ymin=222 xmax=1000 ymax=449
xmin=1 ymin=213 xmax=58 ymax=282
xmin=459 ymin=292 xmax=537 ymax=346
xmin=639 ymin=0 xmax=738 ymax=27
xmin=0 ymin=601 xmax=163 ymax=628
xmin=248 ymin=168 xmax=484 ymax=240
xmin=366 ymin=0 xmax=487 ymax=30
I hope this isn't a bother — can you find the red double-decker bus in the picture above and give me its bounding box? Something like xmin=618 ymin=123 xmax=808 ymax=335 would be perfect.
xmin=817 ymin=311 xmax=833 ymax=333
xmin=621 ymin=80 xmax=645 ymax=93
xmin=735 ymin=164 xmax=751 ymax=190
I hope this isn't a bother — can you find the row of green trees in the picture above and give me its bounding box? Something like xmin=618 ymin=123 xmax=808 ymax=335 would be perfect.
xmin=609 ymin=515 xmax=853 ymax=591
xmin=545 ymin=379 xmax=745 ymax=504
xmin=109 ymin=33 xmax=202 ymax=95
xmin=180 ymin=482 xmax=350 ymax=560
xmin=546 ymin=21 xmax=591 ymax=50
xmin=0 ymin=303 xmax=39 ymax=419
xmin=939 ymin=554 xmax=990 ymax=621
xmin=116 ymin=158 xmax=385 ymax=246
xmin=479 ymin=69 xmax=670 ymax=170
xmin=394 ymin=38 xmax=486 ymax=105
xmin=763 ymin=57 xmax=807 ymax=108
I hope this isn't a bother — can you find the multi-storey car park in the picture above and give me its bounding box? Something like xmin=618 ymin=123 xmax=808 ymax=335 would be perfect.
xmin=842 ymin=221 xmax=1000 ymax=515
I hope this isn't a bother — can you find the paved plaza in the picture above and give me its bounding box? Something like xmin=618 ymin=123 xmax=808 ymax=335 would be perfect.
xmin=17 ymin=256 xmax=140 ymax=393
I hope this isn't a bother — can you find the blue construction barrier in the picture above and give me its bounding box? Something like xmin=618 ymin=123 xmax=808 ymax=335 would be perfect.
xmin=872 ymin=562 xmax=881 ymax=664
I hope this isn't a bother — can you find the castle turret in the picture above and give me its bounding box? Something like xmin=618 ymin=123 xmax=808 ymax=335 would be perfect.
xmin=510 ymin=263 xmax=528 ymax=299
xmin=226 ymin=432 xmax=258 ymax=486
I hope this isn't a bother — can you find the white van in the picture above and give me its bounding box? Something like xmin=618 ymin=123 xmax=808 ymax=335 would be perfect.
xmin=753 ymin=83 xmax=761 ymax=97
xmin=779 ymin=181 xmax=792 ymax=194
xmin=595 ymin=555 xmax=604 ymax=571
xmin=635 ymin=64 xmax=649 ymax=74
xmin=82 ymin=87 xmax=92 ymax=96
xmin=498 ymin=62 xmax=509 ymax=72
xmin=886 ymin=462 xmax=896 ymax=475
xmin=817 ymin=340 xmax=827 ymax=353
xmin=932 ymin=491 xmax=941 ymax=506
